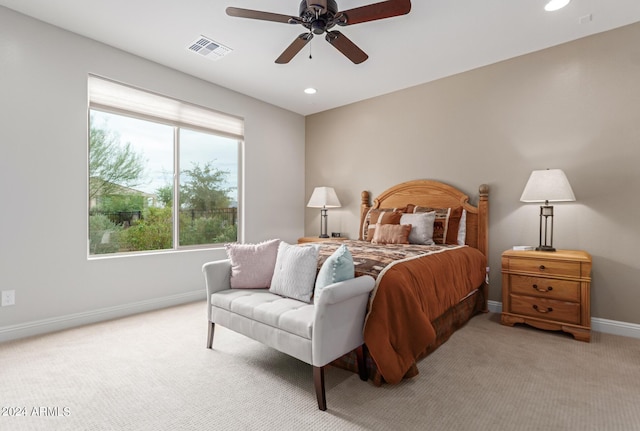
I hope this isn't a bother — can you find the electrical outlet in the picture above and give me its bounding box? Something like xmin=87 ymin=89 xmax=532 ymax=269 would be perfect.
xmin=1 ymin=290 xmax=15 ymax=306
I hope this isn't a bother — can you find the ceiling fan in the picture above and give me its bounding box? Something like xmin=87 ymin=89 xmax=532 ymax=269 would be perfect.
xmin=226 ymin=0 xmax=412 ymax=64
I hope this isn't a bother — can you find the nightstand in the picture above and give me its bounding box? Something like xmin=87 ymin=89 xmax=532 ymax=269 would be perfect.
xmin=297 ymin=236 xmax=347 ymax=244
xmin=501 ymin=249 xmax=592 ymax=342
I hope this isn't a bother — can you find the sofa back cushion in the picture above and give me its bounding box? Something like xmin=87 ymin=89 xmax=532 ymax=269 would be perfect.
xmin=225 ymin=239 xmax=280 ymax=288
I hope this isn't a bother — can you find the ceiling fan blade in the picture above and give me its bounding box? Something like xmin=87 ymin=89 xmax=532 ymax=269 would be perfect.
xmin=325 ymin=31 xmax=368 ymax=64
xmin=337 ymin=0 xmax=411 ymax=26
xmin=226 ymin=7 xmax=298 ymax=24
xmin=276 ymin=33 xmax=314 ymax=64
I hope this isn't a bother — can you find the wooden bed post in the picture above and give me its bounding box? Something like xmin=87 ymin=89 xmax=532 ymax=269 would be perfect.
xmin=359 ymin=190 xmax=371 ymax=240
xmin=477 ymin=184 xmax=489 ymax=258
xmin=478 ymin=184 xmax=489 ymax=312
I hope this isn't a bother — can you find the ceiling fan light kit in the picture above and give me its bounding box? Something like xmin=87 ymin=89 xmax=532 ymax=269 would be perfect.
xmin=226 ymin=0 xmax=411 ymax=64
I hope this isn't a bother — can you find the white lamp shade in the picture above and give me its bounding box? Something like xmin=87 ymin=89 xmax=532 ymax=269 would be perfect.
xmin=520 ymin=169 xmax=576 ymax=203
xmin=307 ymin=187 xmax=341 ymax=208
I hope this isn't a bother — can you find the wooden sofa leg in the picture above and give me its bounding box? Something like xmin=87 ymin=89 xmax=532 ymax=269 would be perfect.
xmin=206 ymin=322 xmax=215 ymax=349
xmin=356 ymin=345 xmax=368 ymax=381
xmin=313 ymin=366 xmax=327 ymax=411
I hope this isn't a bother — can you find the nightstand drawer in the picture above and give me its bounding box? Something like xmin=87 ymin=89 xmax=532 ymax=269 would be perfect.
xmin=508 ymin=258 xmax=581 ymax=278
xmin=510 ymin=294 xmax=580 ymax=325
xmin=510 ymin=275 xmax=580 ymax=302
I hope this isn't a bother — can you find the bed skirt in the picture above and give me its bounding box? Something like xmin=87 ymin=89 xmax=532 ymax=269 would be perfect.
xmin=330 ymin=287 xmax=486 ymax=386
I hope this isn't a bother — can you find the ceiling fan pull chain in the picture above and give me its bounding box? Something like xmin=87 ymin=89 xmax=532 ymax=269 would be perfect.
xmin=309 ymin=33 xmax=313 ymax=59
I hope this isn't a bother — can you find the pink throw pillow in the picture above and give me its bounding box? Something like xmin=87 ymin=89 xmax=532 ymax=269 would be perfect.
xmin=225 ymin=239 xmax=280 ymax=288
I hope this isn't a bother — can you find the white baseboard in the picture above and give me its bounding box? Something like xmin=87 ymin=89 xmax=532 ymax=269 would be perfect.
xmin=4 ymin=296 xmax=639 ymax=344
xmin=487 ymin=300 xmax=640 ymax=340
xmin=487 ymin=300 xmax=503 ymax=314
xmin=0 ymin=290 xmax=205 ymax=343
xmin=590 ymin=317 xmax=640 ymax=339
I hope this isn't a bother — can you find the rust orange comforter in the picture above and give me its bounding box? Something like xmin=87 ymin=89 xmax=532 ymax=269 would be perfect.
xmin=316 ymin=241 xmax=487 ymax=384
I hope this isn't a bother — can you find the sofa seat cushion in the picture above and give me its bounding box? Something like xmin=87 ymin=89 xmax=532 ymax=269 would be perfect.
xmin=210 ymin=289 xmax=314 ymax=339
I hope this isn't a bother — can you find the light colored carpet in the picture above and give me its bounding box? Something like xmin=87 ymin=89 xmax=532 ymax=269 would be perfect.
xmin=1 ymin=301 xmax=639 ymax=431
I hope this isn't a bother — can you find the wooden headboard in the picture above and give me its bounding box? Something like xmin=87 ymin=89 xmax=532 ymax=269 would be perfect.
xmin=359 ymin=180 xmax=489 ymax=258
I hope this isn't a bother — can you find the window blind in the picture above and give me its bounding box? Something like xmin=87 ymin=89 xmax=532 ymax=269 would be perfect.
xmin=88 ymin=75 xmax=244 ymax=140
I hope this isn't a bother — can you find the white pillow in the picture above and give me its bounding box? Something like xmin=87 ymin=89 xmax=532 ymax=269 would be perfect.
xmin=457 ymin=209 xmax=467 ymax=245
xmin=269 ymin=242 xmax=319 ymax=303
xmin=400 ymin=212 xmax=436 ymax=245
xmin=225 ymin=239 xmax=280 ymax=288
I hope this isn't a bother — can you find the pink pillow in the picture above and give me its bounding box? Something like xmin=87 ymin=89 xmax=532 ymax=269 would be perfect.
xmin=225 ymin=239 xmax=280 ymax=288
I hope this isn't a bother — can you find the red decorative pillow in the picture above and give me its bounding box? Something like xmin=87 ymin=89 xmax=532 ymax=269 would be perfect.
xmin=363 ymin=209 xmax=403 ymax=241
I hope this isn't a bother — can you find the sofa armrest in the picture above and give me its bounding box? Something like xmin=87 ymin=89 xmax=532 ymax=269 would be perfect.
xmin=312 ymin=275 xmax=375 ymax=367
xmin=202 ymin=259 xmax=232 ymax=298
xmin=314 ymin=275 xmax=375 ymax=306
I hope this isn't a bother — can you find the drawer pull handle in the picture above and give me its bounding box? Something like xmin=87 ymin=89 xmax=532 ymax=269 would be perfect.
xmin=538 ymin=265 xmax=546 ymax=271
xmin=533 ymin=304 xmax=553 ymax=313
xmin=532 ymin=284 xmax=553 ymax=293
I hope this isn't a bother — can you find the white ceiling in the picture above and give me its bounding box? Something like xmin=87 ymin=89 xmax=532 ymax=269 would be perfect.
xmin=2 ymin=0 xmax=640 ymax=116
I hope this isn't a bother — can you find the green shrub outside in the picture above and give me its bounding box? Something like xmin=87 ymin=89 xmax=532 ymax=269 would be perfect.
xmin=89 ymin=214 xmax=123 ymax=254
xmin=90 ymin=207 xmax=238 ymax=254
xmin=179 ymin=213 xmax=238 ymax=246
xmin=119 ymin=207 xmax=173 ymax=251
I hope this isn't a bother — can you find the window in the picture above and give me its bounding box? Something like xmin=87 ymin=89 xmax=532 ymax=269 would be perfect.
xmin=88 ymin=76 xmax=243 ymax=256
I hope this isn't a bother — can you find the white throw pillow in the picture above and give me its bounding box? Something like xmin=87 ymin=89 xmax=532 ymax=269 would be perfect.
xmin=400 ymin=212 xmax=436 ymax=245
xmin=457 ymin=209 xmax=467 ymax=245
xmin=269 ymin=242 xmax=319 ymax=303
xmin=225 ymin=239 xmax=280 ymax=289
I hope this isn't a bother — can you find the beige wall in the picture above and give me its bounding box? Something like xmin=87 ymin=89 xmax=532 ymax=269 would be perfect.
xmin=305 ymin=22 xmax=640 ymax=324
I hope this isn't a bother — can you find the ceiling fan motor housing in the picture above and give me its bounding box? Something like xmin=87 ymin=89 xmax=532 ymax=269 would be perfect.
xmin=300 ymin=0 xmax=339 ymax=34
xmin=301 ymin=1 xmax=337 ymax=15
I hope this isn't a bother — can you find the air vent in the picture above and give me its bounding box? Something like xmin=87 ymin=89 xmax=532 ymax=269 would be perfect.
xmin=187 ymin=36 xmax=232 ymax=60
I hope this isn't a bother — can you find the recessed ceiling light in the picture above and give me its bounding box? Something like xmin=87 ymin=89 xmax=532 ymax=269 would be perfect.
xmin=304 ymin=87 xmax=317 ymax=95
xmin=545 ymin=0 xmax=571 ymax=12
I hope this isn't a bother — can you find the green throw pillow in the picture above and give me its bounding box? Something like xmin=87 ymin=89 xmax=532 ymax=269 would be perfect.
xmin=314 ymin=245 xmax=355 ymax=299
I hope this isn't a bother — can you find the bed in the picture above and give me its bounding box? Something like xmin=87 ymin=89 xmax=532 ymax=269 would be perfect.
xmin=311 ymin=179 xmax=489 ymax=385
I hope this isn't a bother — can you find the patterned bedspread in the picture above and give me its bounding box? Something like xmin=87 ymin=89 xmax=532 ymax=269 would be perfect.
xmin=316 ymin=240 xmax=464 ymax=279
xmin=314 ymin=240 xmax=487 ymax=384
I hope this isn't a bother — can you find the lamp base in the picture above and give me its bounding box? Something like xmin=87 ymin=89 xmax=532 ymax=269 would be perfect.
xmin=318 ymin=234 xmax=329 ymax=238
xmin=536 ymin=245 xmax=556 ymax=252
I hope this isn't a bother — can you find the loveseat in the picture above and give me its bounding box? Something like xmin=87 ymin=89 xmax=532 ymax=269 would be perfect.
xmin=202 ymin=240 xmax=375 ymax=411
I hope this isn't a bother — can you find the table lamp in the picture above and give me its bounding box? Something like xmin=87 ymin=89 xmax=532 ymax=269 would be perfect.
xmin=307 ymin=187 xmax=341 ymax=238
xmin=520 ymin=168 xmax=576 ymax=252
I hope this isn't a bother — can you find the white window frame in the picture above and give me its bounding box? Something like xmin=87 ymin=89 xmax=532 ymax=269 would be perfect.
xmin=88 ymin=75 xmax=244 ymax=257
